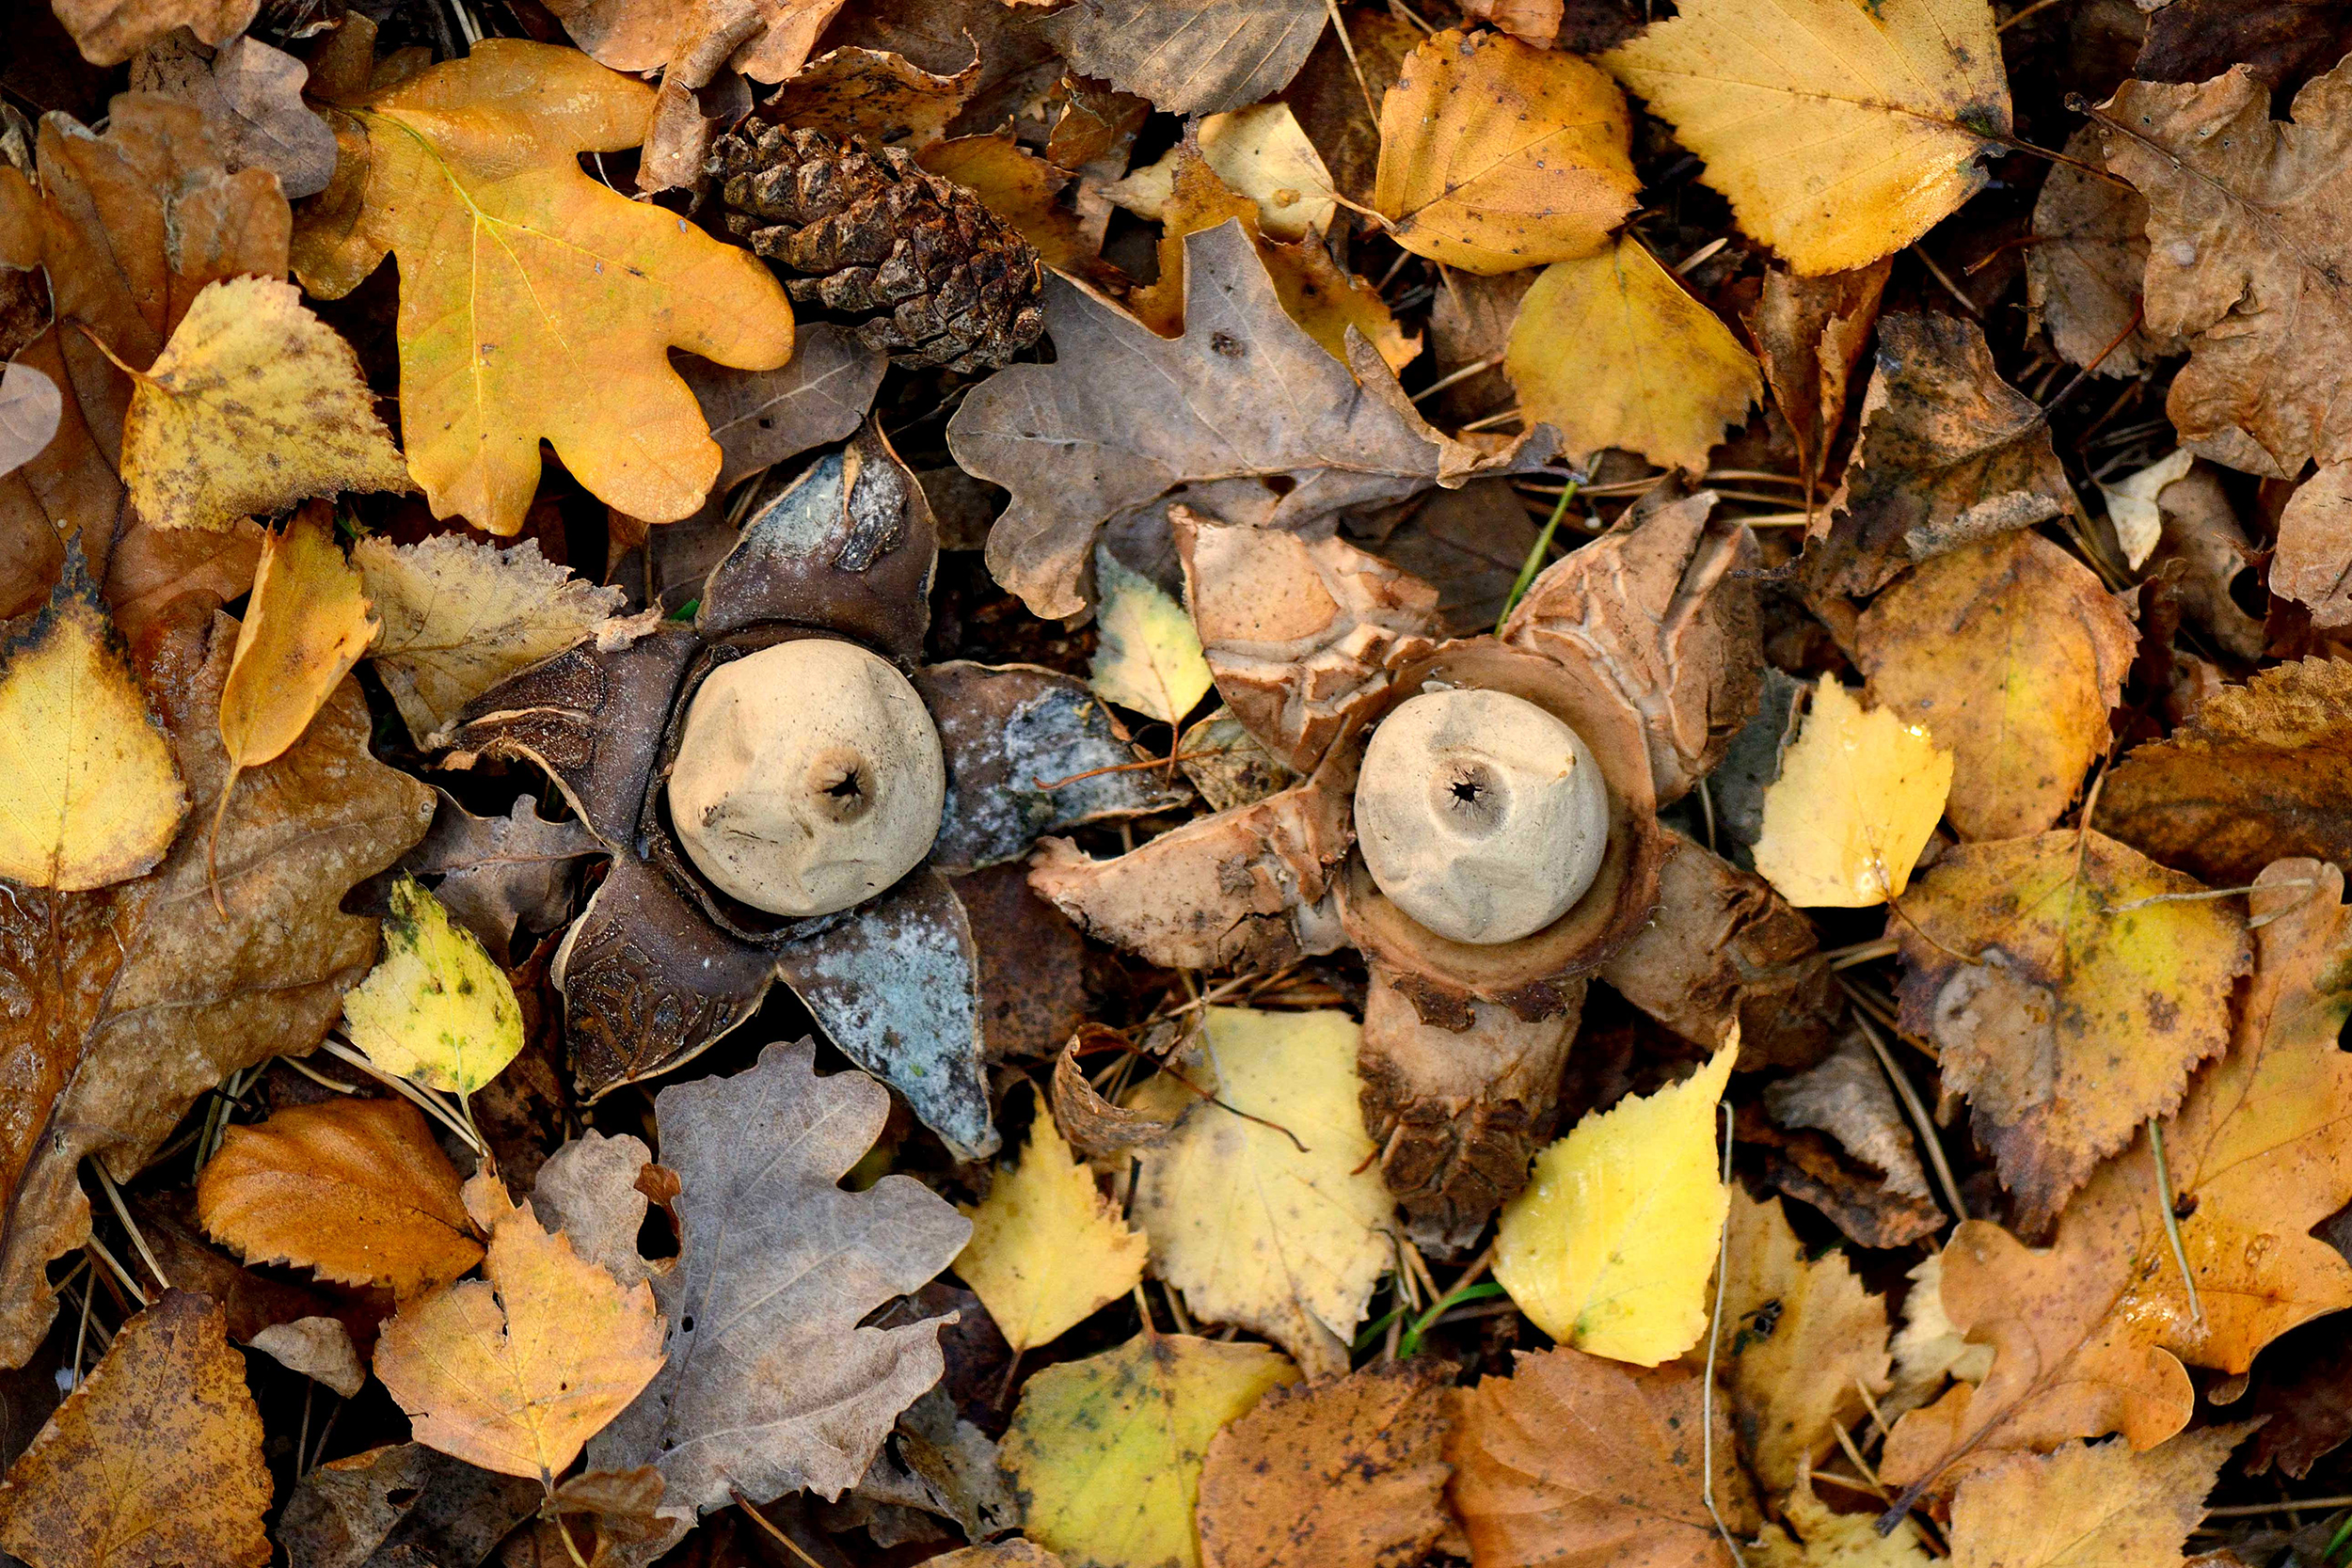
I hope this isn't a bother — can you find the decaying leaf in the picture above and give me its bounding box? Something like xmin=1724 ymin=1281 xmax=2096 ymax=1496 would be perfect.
xmin=1448 ymin=1347 xmax=1754 ymax=1568
xmin=355 ymin=533 xmax=624 ymax=745
xmin=1765 ymin=1033 xmax=1934 ymax=1206
xmin=1756 ymin=1474 xmax=1932 ymax=1567
xmin=1374 ymin=29 xmax=1639 ymax=274
xmin=278 ymin=1442 xmax=539 ymax=1568
xmin=2275 ymin=463 xmax=2352 ymax=626
xmin=0 ymin=360 xmax=61 ymax=483
xmin=0 ymin=548 xmax=186 ymax=891
xmin=955 ymin=1107 xmax=1149 ymax=1354
xmin=1041 ymin=0 xmax=1325 ymax=116
xmin=1195 ymin=1360 xmax=1454 ymax=1568
xmin=342 ymin=876 xmax=525 ymax=1095
xmin=1857 ymin=531 xmax=2136 ymax=841
xmin=0 ymin=1291 xmax=270 ymax=1568
xmin=1494 ymin=1042 xmax=1736 ymax=1365
xmin=197 ymin=1098 xmax=483 ymax=1296
xmin=1751 ymin=677 xmax=1952 ymax=910
xmin=1109 ymin=103 xmax=1337 ymax=242
xmin=1602 ymin=0 xmax=2010 ymax=275
xmin=685 ymin=322 xmax=887 ymax=495
xmin=50 ymin=0 xmax=256 ymax=67
xmin=2099 ymin=448 xmax=2196 ymax=573
xmin=1004 ymin=1331 xmax=1299 ymax=1568
xmin=1092 ymin=547 xmax=1215 ymax=725
xmin=292 ymin=41 xmax=796 ymax=536
xmin=1944 ymin=1427 xmax=2248 ymax=1568
xmin=1745 ymin=261 xmax=1890 ymax=489
xmin=218 ymin=505 xmax=378 ymax=786
xmin=129 ymin=31 xmax=339 ymax=199
xmin=403 ymin=790 xmax=602 ymax=964
xmin=2026 ymin=127 xmax=2181 ymax=379
xmin=1129 ymin=1008 xmax=1393 ymax=1377
xmin=1505 ymin=235 xmax=1762 ymax=471
xmin=375 ymin=1172 xmax=665 ymax=1485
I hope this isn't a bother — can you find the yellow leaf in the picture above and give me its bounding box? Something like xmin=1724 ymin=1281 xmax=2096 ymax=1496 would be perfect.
xmin=1374 ymin=28 xmax=1639 ymax=275
xmin=1757 ymin=1475 xmax=1933 ymax=1568
xmin=1602 ymin=0 xmax=2011 ymax=276
xmin=219 ymin=506 xmax=377 ymax=773
xmin=0 ymin=550 xmax=186 ymax=891
xmin=341 ymin=875 xmax=524 ymax=1094
xmin=1944 ymin=1427 xmax=2249 ymax=1568
xmin=955 ymin=1108 xmax=1149 ymax=1354
xmin=1752 ymin=677 xmax=1953 ymax=909
xmin=1128 ymin=1008 xmax=1394 ymax=1375
xmin=119 ymin=276 xmax=409 ymax=532
xmin=1003 ymin=1331 xmax=1298 ymax=1568
xmin=1495 ymin=1040 xmax=1737 ymax=1365
xmin=291 ymin=41 xmax=796 ymax=537
xmin=1504 ymin=234 xmax=1762 ymax=471
xmin=373 ymin=1172 xmax=665 ymax=1484
xmin=1108 ymin=103 xmax=1337 ymax=242
xmin=1090 ymin=548 xmax=1215 ymax=725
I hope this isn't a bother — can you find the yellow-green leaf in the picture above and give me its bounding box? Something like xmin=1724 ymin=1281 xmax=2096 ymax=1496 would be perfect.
xmin=219 ymin=506 xmax=378 ymax=773
xmin=955 ymin=1108 xmax=1149 ymax=1354
xmin=341 ymin=875 xmax=524 ymax=1094
xmin=1752 ymin=676 xmax=1953 ymax=908
xmin=1090 ymin=547 xmax=1214 ymax=724
xmin=1495 ymin=1040 xmax=1737 ymax=1365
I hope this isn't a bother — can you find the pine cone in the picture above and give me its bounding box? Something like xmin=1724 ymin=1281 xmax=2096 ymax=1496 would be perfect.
xmin=711 ymin=124 xmax=1046 ymax=374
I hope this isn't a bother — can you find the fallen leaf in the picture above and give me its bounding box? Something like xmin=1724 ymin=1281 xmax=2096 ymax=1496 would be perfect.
xmin=1091 ymin=547 xmax=1216 ymax=724
xmin=954 ymin=1105 xmax=1148 ymax=1354
xmin=1041 ymin=0 xmax=1326 ymax=116
xmin=403 ymin=791 xmax=602 ymax=965
xmin=1195 ymin=1360 xmax=1454 ymax=1568
xmin=1108 ymin=103 xmax=1338 ymax=241
xmin=2100 ymin=59 xmax=2352 ymax=477
xmin=527 ymin=1129 xmax=655 ymax=1295
xmin=2095 ymin=659 xmax=2352 ymax=886
xmin=932 ymin=1545 xmax=1068 ymax=1568
xmin=1004 ymin=1331 xmax=1299 ymax=1568
xmin=1504 ymin=234 xmax=1762 ymax=471
xmin=291 ymin=40 xmax=797 ymax=536
xmin=0 ymin=547 xmax=187 ymax=890
xmin=586 ymin=1039 xmax=972 ymax=1543
xmin=1448 ymin=1346 xmax=1754 ymax=1568
xmin=218 ymin=506 xmax=379 ymax=801
xmin=507 ymin=1466 xmax=671 ymax=1567
xmin=1745 ymin=260 xmax=1891 ymax=489
xmin=1751 ymin=677 xmax=1952 ymax=910
xmin=118 ymin=276 xmax=409 ymax=532
xmin=1707 ymin=1189 xmax=1891 ymax=1491
xmin=1895 ymin=830 xmax=2250 ymax=1229
xmin=130 ymin=31 xmax=340 ymax=198
xmin=197 ymin=1098 xmax=484 ymax=1295
xmin=762 ymin=44 xmax=980 ymax=148
xmin=355 ymin=533 xmax=624 ymax=745
xmin=685 ymin=323 xmax=887 ymax=495
xmin=278 ymin=1443 xmax=539 ymax=1568
xmin=541 ymin=0 xmax=844 ymax=90
xmin=1764 ymin=1033 xmax=1934 ymax=1205
xmin=2098 ymin=448 xmax=2196 ymax=572
xmin=1885 ymin=1253 xmax=1992 ymax=1418
xmin=947 ymin=219 xmax=1552 ymax=619
xmin=2273 ymin=463 xmax=2352 ymax=627
xmin=2025 ymin=127 xmax=2182 ymax=379
xmin=1374 ymin=28 xmax=1639 ymax=275
xmin=375 ymin=1172 xmax=665 ymax=1485
xmin=1857 ymin=531 xmax=2136 ymax=841
xmin=2134 ymin=0 xmax=2352 ymax=94
xmin=342 ymin=875 xmax=526 ymax=1095
xmin=1494 ymin=1042 xmax=1736 ymax=1365
xmin=49 ymin=0 xmax=256 ymax=66
xmin=1756 ymin=1474 xmax=1932 ymax=1567
xmin=0 ymin=360 xmax=60 ymax=480
xmin=1601 ymin=0 xmax=2010 ymax=275
xmin=1945 ymin=1427 xmax=2248 ymax=1568
xmin=0 ymin=1291 xmax=270 ymax=1568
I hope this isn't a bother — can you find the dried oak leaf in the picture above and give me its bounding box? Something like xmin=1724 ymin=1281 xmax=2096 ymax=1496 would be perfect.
xmin=2101 ymin=60 xmax=2352 ymax=478
xmin=2275 ymin=464 xmax=2352 ymax=627
xmin=586 ymin=1038 xmax=972 ymax=1546
xmin=1195 ymin=1360 xmax=1454 ymax=1568
xmin=196 ymin=1098 xmax=483 ymax=1296
xmin=129 ymin=30 xmax=339 ymax=199
xmin=49 ymin=0 xmax=255 ymax=67
xmin=291 ymin=41 xmax=797 ymax=537
xmin=0 ymin=1291 xmax=270 ymax=1568
xmin=527 ymin=1129 xmax=655 ymax=1294
xmin=1883 ymin=860 xmax=2352 ymax=1496
xmin=946 ymin=219 xmax=1555 ymax=621
xmin=2094 ymin=658 xmax=2352 ymax=888
xmin=1944 ymin=1426 xmax=2249 ymax=1568
xmin=0 ymin=612 xmax=433 ymax=1367
xmin=404 ymin=790 xmax=602 ymax=965
xmin=1601 ymin=0 xmax=2010 ymax=276
xmin=1804 ymin=312 xmax=2075 ymax=596
xmin=1448 ymin=1347 xmax=1755 ymax=1568
xmin=1858 ymin=531 xmax=2136 ymax=841
xmin=685 ymin=321 xmax=885 ymax=496
xmin=1895 ymin=829 xmax=2249 ymax=1233
xmin=1041 ymin=0 xmax=1325 ymax=117
xmin=2025 ymin=127 xmax=2182 ymax=379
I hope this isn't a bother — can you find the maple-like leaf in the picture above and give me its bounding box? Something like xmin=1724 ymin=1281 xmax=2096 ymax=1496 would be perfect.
xmin=1090 ymin=548 xmax=1216 ymax=725
xmin=0 ymin=1291 xmax=271 ymax=1568
xmin=954 ymin=1105 xmax=1148 ymax=1354
xmin=218 ymin=505 xmax=378 ymax=789
xmin=1004 ymin=1331 xmax=1299 ymax=1568
xmin=1373 ymin=29 xmax=1639 ymax=274
xmin=1602 ymin=0 xmax=2010 ymax=275
xmin=291 ymin=41 xmax=796 ymax=537
xmin=1750 ymin=677 xmax=1951 ymax=910
xmin=946 ymin=219 xmax=1553 ymax=619
xmin=342 ymin=876 xmax=526 ymax=1095
xmin=1944 ymin=1427 xmax=2249 ymax=1568
xmin=586 ymin=1038 xmax=972 ymax=1544
xmin=1041 ymin=0 xmax=1326 ymax=117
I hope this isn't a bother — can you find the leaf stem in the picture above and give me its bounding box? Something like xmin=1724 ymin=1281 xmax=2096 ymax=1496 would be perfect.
xmin=1701 ymin=1099 xmax=1746 ymax=1567
xmin=1496 ymin=482 xmax=1578 ymax=628
xmin=2147 ymin=1117 xmax=2206 ymax=1332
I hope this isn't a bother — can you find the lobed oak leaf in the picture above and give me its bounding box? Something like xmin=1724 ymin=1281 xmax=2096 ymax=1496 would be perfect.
xmin=375 ymin=1172 xmax=666 ymax=1485
xmin=1750 ymin=677 xmax=1951 ymax=910
xmin=196 ymin=1098 xmax=484 ymax=1295
xmin=342 ymin=875 xmax=526 ymax=1095
xmin=1857 ymin=531 xmax=2136 ymax=841
xmin=0 ymin=1291 xmax=270 ymax=1568
xmin=1374 ymin=29 xmax=1639 ymax=275
xmin=1090 ymin=547 xmax=1216 ymax=725
xmin=1004 ymin=1331 xmax=1300 ymax=1568
xmin=954 ymin=1104 xmax=1148 ymax=1355
xmin=129 ymin=31 xmax=340 ymax=199
xmin=1494 ymin=1042 xmax=1736 ymax=1366
xmin=1944 ymin=1427 xmax=2250 ymax=1568
xmin=218 ymin=504 xmax=378 ymax=796
xmin=1041 ymin=0 xmax=1326 ymax=117
xmin=1602 ymin=0 xmax=2010 ymax=276
xmin=290 ymin=41 xmax=796 ymax=537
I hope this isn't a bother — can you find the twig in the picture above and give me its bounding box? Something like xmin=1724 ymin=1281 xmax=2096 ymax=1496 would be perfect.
xmin=2205 ymin=1497 xmax=2352 ymax=1518
xmin=1409 ymin=353 xmax=1503 ymax=404
xmin=1701 ymin=1100 xmax=1747 ymax=1567
xmin=85 ymin=1234 xmax=149 ymax=1307
xmin=1910 ymin=246 xmax=1982 ymax=321
xmin=1459 ymin=406 xmax=1522 ymax=433
xmin=1997 ymin=0 xmax=2071 ymax=29
xmin=89 ymin=1160 xmax=170 ymax=1291
xmin=2147 ymin=1117 xmax=2206 ymax=1332
xmin=1322 ymin=0 xmax=1379 ymax=126
xmin=1675 ymin=236 xmax=1730 ymax=276
xmin=2037 ymin=304 xmax=2148 ymax=420
xmin=730 ymin=1489 xmax=828 ymax=1568
xmin=317 ymin=1038 xmax=486 ymax=1154
xmin=1852 ymin=1011 xmax=1970 ymax=1225
xmin=1032 ymin=750 xmax=1212 ymax=792
xmin=1827 ymin=936 xmax=1901 ymax=970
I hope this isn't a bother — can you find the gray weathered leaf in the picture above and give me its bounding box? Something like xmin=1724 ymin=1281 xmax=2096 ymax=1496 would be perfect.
xmin=130 ymin=30 xmax=339 ymax=198
xmin=685 ymin=323 xmax=887 ymax=494
xmin=279 ymin=1443 xmax=539 ymax=1568
xmin=1041 ymin=0 xmax=1324 ymax=115
xmin=0 ymin=360 xmax=61 ymax=482
xmin=403 ymin=790 xmax=602 ymax=964
xmin=529 ymin=1129 xmax=655 ymax=1292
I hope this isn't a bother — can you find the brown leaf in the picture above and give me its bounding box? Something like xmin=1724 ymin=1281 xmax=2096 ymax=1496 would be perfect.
xmin=196 ymin=1099 xmax=484 ymax=1296
xmin=764 ymin=45 xmax=979 ymax=145
xmin=0 ymin=614 xmax=434 ymax=1365
xmin=1745 ymin=260 xmax=1889 ymax=488
xmin=0 ymin=1291 xmax=270 ymax=1568
xmin=1041 ymin=0 xmax=1326 ymax=116
xmin=2274 ymin=462 xmax=2352 ymax=627
xmin=1763 ymin=1032 xmax=1934 ymax=1206
xmin=1197 ymin=1361 xmax=1454 ymax=1568
xmin=1738 ymin=1104 xmax=1946 ymax=1252
xmin=402 ymin=790 xmax=602 ymax=965
xmin=1944 ymin=1426 xmax=2249 ymax=1568
xmin=2145 ymin=462 xmax=2268 ymax=661
xmin=129 ymin=31 xmax=339 ymax=198
xmin=1346 ymin=482 xmax=1541 ymax=636
xmin=1448 ymin=1347 xmax=1755 ymax=1568
xmin=919 ymin=133 xmax=1123 ymax=291
xmin=2134 ymin=0 xmax=2352 ymax=95
xmin=2025 ymin=127 xmax=2182 ymax=379
xmin=955 ymin=860 xmax=1089 ymax=1064
xmin=1051 ymin=1024 xmax=1182 ymax=1162
xmin=49 ymin=0 xmax=256 ymax=66
xmin=279 ymin=1442 xmax=540 ymax=1568
xmin=685 ymin=323 xmax=886 ymax=496
xmin=2095 ymin=657 xmax=2352 ymax=886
